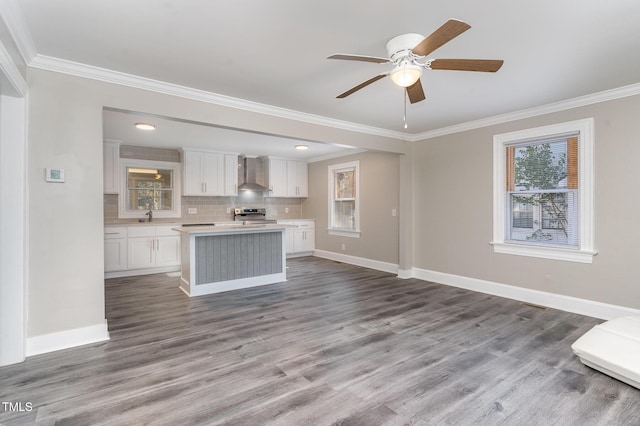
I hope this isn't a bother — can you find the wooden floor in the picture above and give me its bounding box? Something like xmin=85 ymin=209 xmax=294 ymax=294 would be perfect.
xmin=1 ymin=257 xmax=639 ymax=425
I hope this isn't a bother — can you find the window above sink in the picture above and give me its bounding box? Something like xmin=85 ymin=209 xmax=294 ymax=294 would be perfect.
xmin=118 ymin=159 xmax=181 ymax=219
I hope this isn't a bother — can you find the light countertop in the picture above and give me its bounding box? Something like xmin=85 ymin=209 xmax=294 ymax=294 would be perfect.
xmin=173 ymin=223 xmax=293 ymax=235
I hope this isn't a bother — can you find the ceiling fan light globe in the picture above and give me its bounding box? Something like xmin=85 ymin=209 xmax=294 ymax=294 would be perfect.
xmin=389 ymin=64 xmax=422 ymax=87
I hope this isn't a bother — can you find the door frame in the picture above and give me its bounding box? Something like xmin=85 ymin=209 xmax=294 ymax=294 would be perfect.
xmin=0 ymin=40 xmax=28 ymax=366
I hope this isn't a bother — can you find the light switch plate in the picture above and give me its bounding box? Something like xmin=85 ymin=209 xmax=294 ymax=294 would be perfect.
xmin=45 ymin=168 xmax=65 ymax=183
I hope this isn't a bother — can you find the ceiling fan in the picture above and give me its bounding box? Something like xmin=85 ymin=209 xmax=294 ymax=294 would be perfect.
xmin=328 ymin=19 xmax=504 ymax=105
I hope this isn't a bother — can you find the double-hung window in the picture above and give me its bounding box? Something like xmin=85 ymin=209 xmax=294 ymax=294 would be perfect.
xmin=328 ymin=160 xmax=360 ymax=237
xmin=492 ymin=118 xmax=595 ymax=263
xmin=119 ymin=159 xmax=182 ymax=219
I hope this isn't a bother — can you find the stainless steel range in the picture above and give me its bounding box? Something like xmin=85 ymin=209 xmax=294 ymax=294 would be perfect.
xmin=233 ymin=207 xmax=277 ymax=225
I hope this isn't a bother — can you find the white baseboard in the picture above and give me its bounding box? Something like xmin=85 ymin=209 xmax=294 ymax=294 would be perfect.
xmin=412 ymin=267 xmax=640 ymax=320
xmin=26 ymin=320 xmax=110 ymax=357
xmin=105 ymin=266 xmax=180 ymax=279
xmin=397 ymin=269 xmax=414 ymax=279
xmin=313 ymin=250 xmax=399 ymax=275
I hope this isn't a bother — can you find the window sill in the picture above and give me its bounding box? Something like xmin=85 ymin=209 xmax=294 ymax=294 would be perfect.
xmin=490 ymin=242 xmax=597 ymax=264
xmin=119 ymin=212 xmax=181 ymax=219
xmin=328 ymin=229 xmax=361 ymax=238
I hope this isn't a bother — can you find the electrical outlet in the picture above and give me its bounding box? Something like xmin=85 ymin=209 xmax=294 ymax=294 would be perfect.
xmin=392 ymin=209 xmax=397 ymax=217
xmin=188 ymin=208 xmax=197 ymax=214
xmin=226 ymin=207 xmax=231 ymax=214
xmin=341 ymin=243 xmax=346 ymax=251
xmin=285 ymin=207 xmax=289 ymax=214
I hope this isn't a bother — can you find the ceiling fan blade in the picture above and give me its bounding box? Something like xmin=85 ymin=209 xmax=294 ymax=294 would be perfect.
xmin=430 ymin=59 xmax=504 ymax=72
xmin=412 ymin=19 xmax=471 ymax=57
xmin=406 ymin=80 xmax=425 ymax=104
xmin=327 ymin=54 xmax=390 ymax=64
xmin=337 ymin=74 xmax=387 ymax=98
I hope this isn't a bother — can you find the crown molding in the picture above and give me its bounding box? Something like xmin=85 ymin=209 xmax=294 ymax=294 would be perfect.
xmin=29 ymin=54 xmax=410 ymax=141
xmin=408 ymin=82 xmax=640 ymax=142
xmin=307 ymin=148 xmax=368 ymax=163
xmin=0 ymin=0 xmax=37 ymax=63
xmin=23 ymin=54 xmax=640 ymax=145
xmin=0 ymin=38 xmax=27 ymax=96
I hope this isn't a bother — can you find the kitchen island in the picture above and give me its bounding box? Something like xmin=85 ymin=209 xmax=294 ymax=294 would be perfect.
xmin=174 ymin=224 xmax=288 ymax=297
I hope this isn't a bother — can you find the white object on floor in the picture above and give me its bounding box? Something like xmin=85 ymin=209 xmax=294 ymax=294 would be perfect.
xmin=571 ymin=315 xmax=640 ymax=389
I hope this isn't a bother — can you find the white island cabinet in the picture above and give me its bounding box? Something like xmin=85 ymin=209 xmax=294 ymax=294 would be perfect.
xmin=175 ymin=224 xmax=288 ymax=297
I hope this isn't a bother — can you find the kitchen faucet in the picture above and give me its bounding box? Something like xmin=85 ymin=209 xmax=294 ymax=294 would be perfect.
xmin=145 ymin=209 xmax=153 ymax=222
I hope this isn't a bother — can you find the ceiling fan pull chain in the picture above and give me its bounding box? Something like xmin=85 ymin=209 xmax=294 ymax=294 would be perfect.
xmin=403 ymin=89 xmax=408 ymax=129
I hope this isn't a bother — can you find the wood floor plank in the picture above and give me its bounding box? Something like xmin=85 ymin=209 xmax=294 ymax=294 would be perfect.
xmin=1 ymin=257 xmax=638 ymax=425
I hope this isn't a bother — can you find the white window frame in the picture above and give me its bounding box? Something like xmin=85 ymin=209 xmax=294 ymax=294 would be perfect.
xmin=328 ymin=160 xmax=361 ymax=238
xmin=119 ymin=159 xmax=182 ymax=219
xmin=492 ymin=118 xmax=596 ymax=263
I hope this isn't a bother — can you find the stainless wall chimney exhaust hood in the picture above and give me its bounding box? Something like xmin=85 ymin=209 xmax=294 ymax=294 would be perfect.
xmin=237 ymin=156 xmax=269 ymax=192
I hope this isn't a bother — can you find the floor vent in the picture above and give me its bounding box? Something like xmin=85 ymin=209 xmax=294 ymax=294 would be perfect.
xmin=521 ymin=302 xmax=549 ymax=310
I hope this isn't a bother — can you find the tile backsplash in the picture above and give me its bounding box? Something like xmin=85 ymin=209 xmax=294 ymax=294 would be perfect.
xmin=104 ymin=193 xmax=304 ymax=225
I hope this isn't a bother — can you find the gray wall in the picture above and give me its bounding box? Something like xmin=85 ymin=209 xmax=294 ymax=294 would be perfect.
xmin=304 ymin=151 xmax=400 ymax=264
xmin=412 ymin=94 xmax=640 ymax=309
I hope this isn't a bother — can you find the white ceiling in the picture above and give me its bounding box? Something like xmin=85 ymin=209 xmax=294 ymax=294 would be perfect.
xmin=14 ymin=0 xmax=640 ymax=139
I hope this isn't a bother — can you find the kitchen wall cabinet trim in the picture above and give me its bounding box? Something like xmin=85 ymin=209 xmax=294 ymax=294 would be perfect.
xmin=103 ymin=140 xmax=121 ymax=194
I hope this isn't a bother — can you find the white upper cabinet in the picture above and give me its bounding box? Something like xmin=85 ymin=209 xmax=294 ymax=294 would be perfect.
xmin=223 ymin=153 xmax=238 ymax=196
xmin=182 ymin=149 xmax=238 ymax=197
xmin=103 ymin=141 xmax=120 ymax=194
xmin=266 ymin=157 xmax=288 ymax=197
xmin=265 ymin=157 xmax=308 ymax=198
xmin=287 ymin=160 xmax=308 ymax=197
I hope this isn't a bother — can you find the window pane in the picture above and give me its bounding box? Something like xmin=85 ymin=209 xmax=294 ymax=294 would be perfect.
xmin=335 ymin=169 xmax=355 ymax=199
xmin=128 ymin=168 xmax=173 ymax=189
xmin=512 ymin=197 xmax=533 ymax=228
xmin=509 ymin=191 xmax=576 ymax=245
xmin=128 ymin=189 xmax=173 ymax=211
xmin=514 ymin=140 xmax=567 ymax=191
xmin=333 ymin=200 xmax=355 ymax=230
xmin=127 ymin=168 xmax=174 ymax=212
xmin=542 ymin=193 xmax=566 ymax=229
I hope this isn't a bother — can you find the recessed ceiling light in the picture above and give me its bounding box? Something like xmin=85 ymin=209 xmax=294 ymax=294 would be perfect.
xmin=135 ymin=122 xmax=155 ymax=130
xmin=295 ymin=144 xmax=309 ymax=150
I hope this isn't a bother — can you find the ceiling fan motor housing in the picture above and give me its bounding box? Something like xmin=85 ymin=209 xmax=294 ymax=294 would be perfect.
xmin=386 ymin=33 xmax=425 ymax=62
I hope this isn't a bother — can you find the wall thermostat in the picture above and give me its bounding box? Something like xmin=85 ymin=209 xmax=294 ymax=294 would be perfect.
xmin=45 ymin=168 xmax=65 ymax=183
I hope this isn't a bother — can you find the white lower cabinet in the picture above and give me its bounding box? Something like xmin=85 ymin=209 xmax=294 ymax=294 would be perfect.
xmin=280 ymin=220 xmax=315 ymax=257
xmin=104 ymin=227 xmax=127 ymax=272
xmin=105 ymin=225 xmax=180 ymax=276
